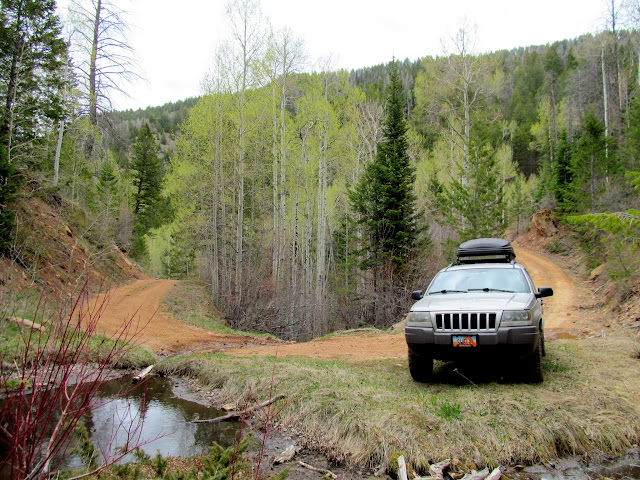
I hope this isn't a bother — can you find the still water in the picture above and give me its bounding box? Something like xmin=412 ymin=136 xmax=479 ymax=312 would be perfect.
xmin=1 ymin=374 xmax=240 ymax=477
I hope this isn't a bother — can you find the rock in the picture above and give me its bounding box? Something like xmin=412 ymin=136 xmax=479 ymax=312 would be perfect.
xmin=589 ymin=264 xmax=607 ymax=282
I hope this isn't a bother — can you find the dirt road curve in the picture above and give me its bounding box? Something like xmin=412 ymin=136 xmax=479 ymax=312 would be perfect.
xmin=91 ymin=248 xmax=582 ymax=358
xmin=514 ymin=248 xmax=579 ymax=333
xmin=87 ymin=279 xmax=276 ymax=354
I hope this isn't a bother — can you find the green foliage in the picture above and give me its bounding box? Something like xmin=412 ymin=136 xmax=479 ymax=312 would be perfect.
xmin=429 ymin=395 xmax=463 ymax=421
xmin=151 ymin=450 xmax=169 ymax=477
xmin=438 ymin=150 xmax=506 ymax=242
xmin=268 ymin=468 xmax=290 ymax=480
xmin=552 ymin=130 xmax=575 ymax=211
xmin=130 ymin=123 xmax=168 ymax=261
xmin=74 ymin=423 xmax=98 ymax=468
xmin=132 ymin=123 xmax=164 ymax=225
xmin=350 ymin=60 xmax=420 ymax=267
xmin=0 ymin=0 xmax=69 ymax=158
xmin=0 ymin=143 xmax=20 ymax=252
xmin=567 ymin=210 xmax=640 ymax=239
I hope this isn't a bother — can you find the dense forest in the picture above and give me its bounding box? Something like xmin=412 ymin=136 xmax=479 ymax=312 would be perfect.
xmin=2 ymin=0 xmax=640 ymax=340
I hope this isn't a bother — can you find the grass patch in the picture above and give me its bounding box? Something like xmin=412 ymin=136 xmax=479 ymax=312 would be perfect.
xmin=163 ymin=281 xmax=270 ymax=338
xmin=430 ymin=395 xmax=463 ymax=420
xmin=157 ymin=336 xmax=640 ymax=473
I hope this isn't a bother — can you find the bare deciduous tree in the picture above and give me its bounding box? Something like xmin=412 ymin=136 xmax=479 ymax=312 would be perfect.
xmin=69 ymin=0 xmax=142 ymax=127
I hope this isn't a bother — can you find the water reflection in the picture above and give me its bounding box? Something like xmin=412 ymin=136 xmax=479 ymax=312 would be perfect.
xmin=90 ymin=375 xmax=239 ymax=462
xmin=1 ymin=375 xmax=240 ymax=478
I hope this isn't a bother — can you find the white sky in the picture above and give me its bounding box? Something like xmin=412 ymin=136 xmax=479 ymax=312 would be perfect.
xmin=56 ymin=0 xmax=608 ymax=111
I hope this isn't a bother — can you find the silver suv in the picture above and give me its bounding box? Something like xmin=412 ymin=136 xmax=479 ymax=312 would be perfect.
xmin=405 ymin=238 xmax=553 ymax=383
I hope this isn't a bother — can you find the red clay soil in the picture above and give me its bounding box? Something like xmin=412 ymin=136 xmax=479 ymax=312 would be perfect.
xmin=85 ymin=278 xmax=279 ymax=355
xmin=89 ymin=247 xmax=595 ymax=359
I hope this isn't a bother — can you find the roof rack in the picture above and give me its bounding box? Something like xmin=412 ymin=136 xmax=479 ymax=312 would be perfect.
xmin=456 ymin=238 xmax=515 ymax=265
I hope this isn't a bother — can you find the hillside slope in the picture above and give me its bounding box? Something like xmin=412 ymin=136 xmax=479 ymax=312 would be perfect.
xmin=1 ymin=184 xmax=145 ymax=299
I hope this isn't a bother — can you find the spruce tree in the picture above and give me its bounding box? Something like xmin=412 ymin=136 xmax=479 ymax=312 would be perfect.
xmin=130 ymin=123 xmax=164 ymax=259
xmin=350 ymin=60 xmax=419 ymax=268
xmin=131 ymin=124 xmax=163 ymax=225
xmin=439 ymin=149 xmax=506 ymax=243
xmin=0 ymin=0 xmax=68 ymax=160
xmin=0 ymin=144 xmax=18 ymax=253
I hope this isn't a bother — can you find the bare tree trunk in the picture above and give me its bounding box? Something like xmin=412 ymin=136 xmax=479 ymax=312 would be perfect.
xmin=602 ymin=47 xmax=609 ymax=155
xmin=53 ymin=121 xmax=64 ymax=186
xmin=89 ymin=0 xmax=101 ymax=127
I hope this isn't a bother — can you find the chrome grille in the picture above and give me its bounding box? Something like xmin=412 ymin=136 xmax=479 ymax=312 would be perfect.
xmin=434 ymin=312 xmax=497 ymax=331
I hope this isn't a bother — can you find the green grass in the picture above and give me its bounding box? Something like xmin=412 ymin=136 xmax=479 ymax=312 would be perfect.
xmin=162 ymin=281 xmax=273 ymax=338
xmin=156 ymin=336 xmax=640 ymax=473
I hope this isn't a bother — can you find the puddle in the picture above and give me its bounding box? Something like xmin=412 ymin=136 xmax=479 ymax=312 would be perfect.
xmin=0 ymin=375 xmax=240 ymax=478
xmin=546 ymin=329 xmax=580 ymax=340
xmin=507 ymin=447 xmax=640 ymax=480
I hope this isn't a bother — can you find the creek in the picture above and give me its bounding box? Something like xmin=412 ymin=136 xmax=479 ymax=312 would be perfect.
xmin=0 ymin=374 xmax=240 ymax=478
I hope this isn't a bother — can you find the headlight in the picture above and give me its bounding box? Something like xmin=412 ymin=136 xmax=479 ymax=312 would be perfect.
xmin=406 ymin=311 xmax=432 ymax=325
xmin=501 ymin=310 xmax=532 ymax=326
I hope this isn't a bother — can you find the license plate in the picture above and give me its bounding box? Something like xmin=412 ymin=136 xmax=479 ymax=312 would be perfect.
xmin=452 ymin=335 xmax=477 ymax=347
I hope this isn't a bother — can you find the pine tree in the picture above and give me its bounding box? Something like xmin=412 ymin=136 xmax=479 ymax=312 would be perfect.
xmin=0 ymin=0 xmax=67 ymax=251
xmin=0 ymin=0 xmax=68 ymax=161
xmin=350 ymin=60 xmax=419 ymax=268
xmin=130 ymin=123 xmax=164 ymax=260
xmin=131 ymin=124 xmax=163 ymax=227
xmin=439 ymin=148 xmax=506 ymax=243
xmin=572 ymin=111 xmax=609 ymax=210
xmin=0 ymin=144 xmax=19 ymax=252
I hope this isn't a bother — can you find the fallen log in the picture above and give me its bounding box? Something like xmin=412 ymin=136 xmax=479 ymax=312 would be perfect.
xmin=132 ymin=365 xmax=153 ymax=384
xmin=5 ymin=317 xmax=45 ymax=331
xmin=461 ymin=468 xmax=490 ymax=480
xmin=298 ymin=461 xmax=337 ymax=479
xmin=397 ymin=455 xmax=409 ymax=480
xmin=430 ymin=459 xmax=451 ymax=477
xmin=485 ymin=467 xmax=502 ymax=480
xmin=273 ymin=444 xmax=299 ymax=464
xmin=332 ymin=327 xmax=378 ymax=335
xmin=413 ymin=459 xmax=452 ymax=480
xmin=193 ymin=394 xmax=285 ymax=424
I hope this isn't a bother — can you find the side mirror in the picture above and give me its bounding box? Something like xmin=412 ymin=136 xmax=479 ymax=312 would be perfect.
xmin=411 ymin=290 xmax=424 ymax=300
xmin=535 ymin=287 xmax=553 ymax=298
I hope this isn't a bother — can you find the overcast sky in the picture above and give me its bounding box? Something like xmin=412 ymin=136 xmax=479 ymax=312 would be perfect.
xmin=56 ymin=0 xmax=609 ymax=111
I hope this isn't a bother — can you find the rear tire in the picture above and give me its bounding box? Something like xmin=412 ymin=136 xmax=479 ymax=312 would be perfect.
xmin=523 ymin=339 xmax=543 ymax=383
xmin=408 ymin=345 xmax=433 ymax=383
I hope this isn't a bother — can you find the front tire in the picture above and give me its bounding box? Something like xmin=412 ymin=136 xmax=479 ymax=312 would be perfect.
xmin=408 ymin=345 xmax=433 ymax=383
xmin=523 ymin=339 xmax=543 ymax=383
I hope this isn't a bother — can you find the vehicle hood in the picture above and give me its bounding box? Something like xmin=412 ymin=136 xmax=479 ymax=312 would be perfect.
xmin=411 ymin=293 xmax=534 ymax=312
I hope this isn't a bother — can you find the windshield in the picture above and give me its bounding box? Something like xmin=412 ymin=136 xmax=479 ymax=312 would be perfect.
xmin=427 ymin=268 xmax=531 ymax=294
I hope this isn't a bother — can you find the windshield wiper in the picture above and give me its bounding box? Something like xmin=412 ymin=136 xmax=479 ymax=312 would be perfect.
xmin=468 ymin=288 xmax=514 ymax=293
xmin=429 ymin=289 xmax=467 ymax=295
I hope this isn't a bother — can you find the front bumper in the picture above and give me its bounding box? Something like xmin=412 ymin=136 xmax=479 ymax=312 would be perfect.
xmin=405 ymin=325 xmax=540 ymax=360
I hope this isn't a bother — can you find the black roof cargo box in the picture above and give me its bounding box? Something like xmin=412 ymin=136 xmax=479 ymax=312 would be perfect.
xmin=456 ymin=238 xmax=515 ymax=264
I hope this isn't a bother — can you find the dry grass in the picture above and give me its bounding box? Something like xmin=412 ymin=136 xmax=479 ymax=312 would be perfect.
xmin=157 ymin=335 xmax=640 ymax=473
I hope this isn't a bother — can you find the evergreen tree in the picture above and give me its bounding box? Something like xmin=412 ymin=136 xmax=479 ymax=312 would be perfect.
xmin=130 ymin=123 xmax=164 ymax=259
xmin=0 ymin=144 xmax=19 ymax=253
xmin=0 ymin=0 xmax=67 ymax=251
xmin=0 ymin=0 xmax=68 ymax=161
xmin=572 ymin=111 xmax=609 ymax=210
xmin=552 ymin=130 xmax=575 ymax=211
xmin=350 ymin=60 xmax=419 ymax=268
xmin=439 ymin=148 xmax=506 ymax=243
xmin=131 ymin=124 xmax=163 ymax=227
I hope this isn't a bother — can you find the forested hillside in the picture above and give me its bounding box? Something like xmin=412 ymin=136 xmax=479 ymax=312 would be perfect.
xmin=2 ymin=0 xmax=640 ymax=340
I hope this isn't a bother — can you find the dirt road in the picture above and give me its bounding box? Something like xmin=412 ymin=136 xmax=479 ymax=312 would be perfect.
xmin=91 ymin=248 xmax=585 ymax=358
xmin=87 ymin=278 xmax=277 ymax=354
